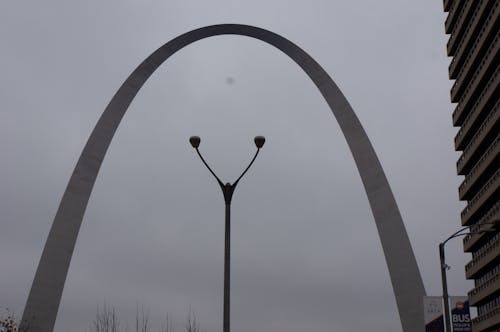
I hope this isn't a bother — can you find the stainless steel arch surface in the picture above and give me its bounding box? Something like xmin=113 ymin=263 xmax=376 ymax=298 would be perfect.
xmin=21 ymin=24 xmax=426 ymax=332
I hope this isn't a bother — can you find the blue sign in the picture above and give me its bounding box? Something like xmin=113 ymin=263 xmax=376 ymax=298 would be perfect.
xmin=450 ymin=297 xmax=471 ymax=332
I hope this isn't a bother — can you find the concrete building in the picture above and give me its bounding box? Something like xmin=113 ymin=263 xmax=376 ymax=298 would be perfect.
xmin=442 ymin=1 xmax=499 ymax=331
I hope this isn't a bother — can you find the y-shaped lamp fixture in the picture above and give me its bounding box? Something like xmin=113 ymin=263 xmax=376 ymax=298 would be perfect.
xmin=189 ymin=135 xmax=265 ymax=332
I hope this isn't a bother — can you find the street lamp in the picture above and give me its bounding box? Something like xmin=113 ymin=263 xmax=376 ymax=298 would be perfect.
xmin=189 ymin=135 xmax=265 ymax=332
xmin=439 ymin=223 xmax=497 ymax=332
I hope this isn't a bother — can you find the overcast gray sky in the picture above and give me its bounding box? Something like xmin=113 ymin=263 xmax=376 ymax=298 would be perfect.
xmin=1 ymin=1 xmax=467 ymax=331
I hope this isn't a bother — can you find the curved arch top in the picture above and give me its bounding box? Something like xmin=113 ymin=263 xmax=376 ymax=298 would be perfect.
xmin=21 ymin=24 xmax=425 ymax=332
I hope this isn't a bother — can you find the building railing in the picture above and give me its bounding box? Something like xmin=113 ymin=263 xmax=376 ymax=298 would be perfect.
xmin=469 ymin=272 xmax=500 ymax=305
xmin=444 ymin=0 xmax=453 ymax=12
xmin=457 ymin=108 xmax=500 ymax=175
xmin=452 ymin=62 xmax=498 ymax=128
xmin=472 ymin=234 xmax=499 ymax=260
xmin=445 ymin=0 xmax=466 ymax=34
xmin=461 ymin=169 xmax=499 ymax=225
xmin=451 ymin=32 xmax=498 ymax=103
xmin=456 ymin=111 xmax=498 ymax=175
xmin=454 ymin=88 xmax=498 ymax=151
xmin=471 ymin=306 xmax=500 ymax=330
xmin=464 ymin=201 xmax=500 ymax=251
xmin=465 ymin=237 xmax=500 ymax=277
xmin=452 ymin=58 xmax=499 ymax=127
xmin=449 ymin=1 xmax=498 ymax=79
xmin=459 ymin=138 xmax=498 ymax=199
xmin=447 ymin=0 xmax=475 ymax=55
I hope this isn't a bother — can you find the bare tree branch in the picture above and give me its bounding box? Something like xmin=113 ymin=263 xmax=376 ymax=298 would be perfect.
xmin=87 ymin=302 xmax=204 ymax=332
xmin=184 ymin=307 xmax=201 ymax=332
xmin=160 ymin=313 xmax=174 ymax=332
xmin=90 ymin=303 xmax=120 ymax=332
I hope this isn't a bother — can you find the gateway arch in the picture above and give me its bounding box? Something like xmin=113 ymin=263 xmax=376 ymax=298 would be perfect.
xmin=21 ymin=24 xmax=426 ymax=332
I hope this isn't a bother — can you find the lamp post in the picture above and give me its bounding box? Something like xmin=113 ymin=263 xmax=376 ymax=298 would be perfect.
xmin=189 ymin=135 xmax=265 ymax=332
xmin=439 ymin=223 xmax=497 ymax=332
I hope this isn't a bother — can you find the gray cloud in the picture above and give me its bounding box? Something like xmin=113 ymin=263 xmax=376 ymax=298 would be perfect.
xmin=1 ymin=1 xmax=466 ymax=331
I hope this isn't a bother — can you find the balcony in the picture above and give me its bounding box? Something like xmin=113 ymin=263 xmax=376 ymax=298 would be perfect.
xmin=456 ymin=115 xmax=499 ymax=177
xmin=445 ymin=0 xmax=467 ymax=34
xmin=469 ymin=272 xmax=500 ymax=306
xmin=444 ymin=0 xmax=453 ymax=12
xmin=461 ymin=169 xmax=500 ymax=226
xmin=452 ymin=59 xmax=499 ymax=127
xmin=447 ymin=0 xmax=476 ymax=56
xmin=465 ymin=236 xmax=500 ymax=279
xmin=459 ymin=139 xmax=499 ymax=200
xmin=455 ymin=90 xmax=498 ymax=152
xmin=449 ymin=1 xmax=498 ymax=79
xmin=464 ymin=201 xmax=500 ymax=252
xmin=451 ymin=32 xmax=498 ymax=103
xmin=471 ymin=306 xmax=500 ymax=331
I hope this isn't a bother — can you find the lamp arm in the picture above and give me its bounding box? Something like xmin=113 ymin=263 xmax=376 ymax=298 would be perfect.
xmin=441 ymin=225 xmax=497 ymax=246
xmin=195 ymin=148 xmax=224 ymax=187
xmin=441 ymin=226 xmax=471 ymax=246
xmin=233 ymin=148 xmax=260 ymax=187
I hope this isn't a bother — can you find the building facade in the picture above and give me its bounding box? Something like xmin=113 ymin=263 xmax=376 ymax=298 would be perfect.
xmin=442 ymin=0 xmax=499 ymax=331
